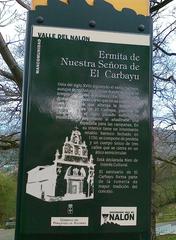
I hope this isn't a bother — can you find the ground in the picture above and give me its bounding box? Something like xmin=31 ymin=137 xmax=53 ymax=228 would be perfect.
xmin=0 ymin=229 xmax=15 ymax=240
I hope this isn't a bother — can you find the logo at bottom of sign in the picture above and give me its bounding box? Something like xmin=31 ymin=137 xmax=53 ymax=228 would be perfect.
xmin=101 ymin=207 xmax=137 ymax=226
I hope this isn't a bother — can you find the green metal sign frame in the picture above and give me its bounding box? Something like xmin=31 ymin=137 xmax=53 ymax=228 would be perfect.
xmin=15 ymin=1 xmax=152 ymax=240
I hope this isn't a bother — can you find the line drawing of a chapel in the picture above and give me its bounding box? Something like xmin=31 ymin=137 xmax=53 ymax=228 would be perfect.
xmin=26 ymin=128 xmax=95 ymax=202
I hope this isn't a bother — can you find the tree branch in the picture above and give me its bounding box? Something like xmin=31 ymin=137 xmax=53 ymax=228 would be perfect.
xmin=0 ymin=69 xmax=15 ymax=81
xmin=153 ymin=74 xmax=176 ymax=83
xmin=0 ymin=132 xmax=20 ymax=150
xmin=155 ymin=156 xmax=176 ymax=166
xmin=153 ymin=42 xmax=176 ymax=56
xmin=150 ymin=0 xmax=174 ymax=13
xmin=0 ymin=33 xmax=23 ymax=91
xmin=15 ymin=0 xmax=31 ymax=10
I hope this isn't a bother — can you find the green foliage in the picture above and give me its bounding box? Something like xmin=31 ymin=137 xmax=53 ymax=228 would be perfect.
xmin=157 ymin=203 xmax=176 ymax=223
xmin=156 ymin=235 xmax=176 ymax=240
xmin=155 ymin=176 xmax=176 ymax=208
xmin=155 ymin=161 xmax=176 ymax=227
xmin=155 ymin=162 xmax=176 ymax=212
xmin=0 ymin=173 xmax=17 ymax=225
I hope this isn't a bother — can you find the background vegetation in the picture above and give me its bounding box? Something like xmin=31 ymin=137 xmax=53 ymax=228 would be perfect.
xmin=0 ymin=172 xmax=16 ymax=227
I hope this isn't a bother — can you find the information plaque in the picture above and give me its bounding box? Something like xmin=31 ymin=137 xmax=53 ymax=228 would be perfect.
xmin=15 ymin=1 xmax=152 ymax=240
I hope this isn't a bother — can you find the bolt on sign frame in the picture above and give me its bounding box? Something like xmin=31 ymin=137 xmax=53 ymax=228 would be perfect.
xmin=15 ymin=1 xmax=153 ymax=240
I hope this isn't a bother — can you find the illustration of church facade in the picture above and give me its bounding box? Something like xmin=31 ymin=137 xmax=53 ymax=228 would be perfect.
xmin=26 ymin=129 xmax=95 ymax=202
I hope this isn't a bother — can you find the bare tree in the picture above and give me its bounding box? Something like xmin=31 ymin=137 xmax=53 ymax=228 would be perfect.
xmin=0 ymin=0 xmax=28 ymax=149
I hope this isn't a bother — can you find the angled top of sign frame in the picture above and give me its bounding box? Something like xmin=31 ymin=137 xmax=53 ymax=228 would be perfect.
xmin=30 ymin=0 xmax=151 ymax=34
